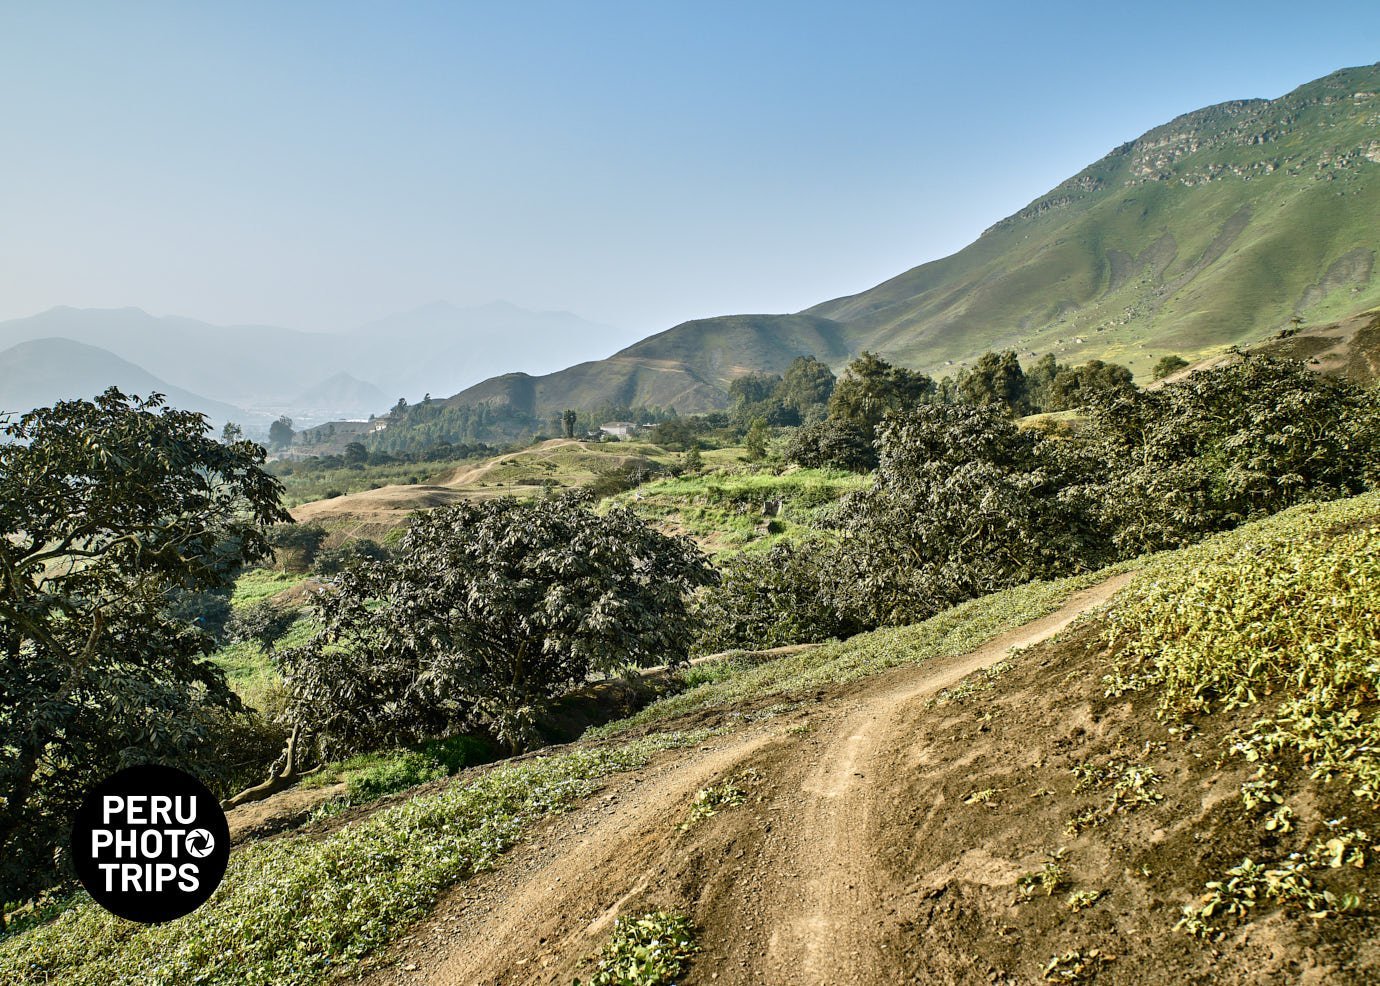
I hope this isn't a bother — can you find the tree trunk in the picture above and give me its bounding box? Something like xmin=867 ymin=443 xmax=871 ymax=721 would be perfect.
xmin=221 ymin=724 xmax=319 ymax=808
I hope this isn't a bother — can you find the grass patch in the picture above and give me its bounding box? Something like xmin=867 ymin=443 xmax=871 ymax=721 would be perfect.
xmin=210 ymin=616 xmax=317 ymax=710
xmin=303 ymin=734 xmax=494 ymax=804
xmin=575 ymin=911 xmax=697 ymax=986
xmin=614 ymin=467 xmax=867 ymax=556
xmin=0 ymin=731 xmax=713 ymax=986
xmin=228 ymin=569 xmax=307 ymax=609
xmin=271 ymin=457 xmax=478 ymax=508
xmin=208 ymin=640 xmax=279 ymax=709
xmin=593 ymin=563 xmax=1135 ymax=739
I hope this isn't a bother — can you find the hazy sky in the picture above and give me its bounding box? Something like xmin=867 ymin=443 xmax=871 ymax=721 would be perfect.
xmin=2 ymin=2 xmax=1379 ymax=342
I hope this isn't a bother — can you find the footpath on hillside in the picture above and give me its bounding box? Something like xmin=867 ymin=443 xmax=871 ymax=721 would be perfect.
xmin=356 ymin=574 xmax=1133 ymax=986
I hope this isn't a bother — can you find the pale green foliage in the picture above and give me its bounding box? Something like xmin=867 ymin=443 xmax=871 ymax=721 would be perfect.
xmin=1104 ymin=494 xmax=1380 ymax=935
xmin=1066 ymin=756 xmax=1163 ymax=834
xmin=1106 ymin=495 xmax=1380 ymax=804
xmin=1065 ymin=889 xmax=1106 ymax=912
xmin=576 ymin=911 xmax=697 ymax=986
xmin=681 ymin=782 xmax=746 ymax=829
xmin=1018 ymin=849 xmax=1070 ymax=898
xmin=929 ymin=660 xmax=1012 ymax=706
xmin=1042 ymin=948 xmax=1114 ymax=981
xmin=1176 ymin=824 xmax=1372 ymax=938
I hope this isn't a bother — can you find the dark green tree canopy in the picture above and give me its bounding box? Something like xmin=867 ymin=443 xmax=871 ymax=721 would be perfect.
xmin=269 ymin=414 xmax=295 ymax=450
xmin=280 ymin=493 xmax=715 ymax=752
xmin=1046 ymin=359 xmax=1135 ymax=411
xmin=827 ymin=351 xmax=936 ymax=431
xmin=777 ymin=355 xmax=836 ymax=419
xmin=836 ymin=403 xmax=1101 ymax=626
xmin=958 ymin=349 xmax=1029 ymax=414
xmin=0 ymin=389 xmax=290 ymax=909
xmin=1085 ymin=353 xmax=1380 ymax=552
xmin=787 ymin=352 xmax=935 ymax=471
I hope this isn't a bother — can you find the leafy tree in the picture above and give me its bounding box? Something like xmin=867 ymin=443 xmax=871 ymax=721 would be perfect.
xmin=562 ymin=409 xmax=578 ymax=439
xmin=837 ymin=403 xmax=1103 ymax=626
xmin=279 ymin=494 xmax=714 ymax=751
xmin=694 ymin=538 xmax=862 ymax=652
xmin=1023 ymin=353 xmax=1063 ymax=411
xmin=777 ymin=355 xmax=836 ymax=420
xmin=225 ymin=599 xmax=296 ymax=649
xmin=828 ymin=351 xmax=935 ymax=432
xmin=343 ymin=441 xmax=368 ymax=465
xmin=1084 ymin=354 xmax=1380 ymax=553
xmin=1046 ymin=359 xmax=1135 ymax=411
xmin=650 ymin=416 xmax=707 ymax=451
xmin=728 ymin=372 xmax=779 ymax=409
xmin=744 ymin=419 xmax=770 ymax=460
xmin=267 ymin=521 xmax=329 ymax=572
xmin=221 ymin=420 xmax=244 ymax=444
xmin=1152 ymin=354 xmax=1190 ymax=380
xmin=313 ymin=537 xmax=391 ymax=576
xmin=683 ymin=446 xmax=704 ymax=473
xmin=782 ymin=417 xmax=877 ymax=472
xmin=958 ymin=350 xmax=1029 ymax=414
xmin=0 ymin=389 xmax=289 ymax=911
xmin=788 ymin=352 xmax=934 ymax=471
xmin=269 ymin=414 xmax=295 ymax=450
xmin=728 ymin=372 xmax=797 ymax=430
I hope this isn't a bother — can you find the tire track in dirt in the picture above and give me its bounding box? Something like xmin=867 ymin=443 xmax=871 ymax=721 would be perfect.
xmin=749 ymin=572 xmax=1135 ymax=985
xmin=360 ymin=729 xmax=779 ymax=985
xmin=358 ymin=573 xmax=1132 ymax=985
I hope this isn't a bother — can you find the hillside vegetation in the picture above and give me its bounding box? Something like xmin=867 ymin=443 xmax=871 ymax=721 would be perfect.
xmin=427 ymin=63 xmax=1380 ymax=437
xmin=7 ymin=495 xmax=1380 ymax=983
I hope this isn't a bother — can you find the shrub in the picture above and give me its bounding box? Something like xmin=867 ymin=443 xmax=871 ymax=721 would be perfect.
xmin=225 ymin=599 xmax=296 ymax=649
xmin=267 ymin=522 xmax=329 ymax=572
xmin=694 ymin=538 xmax=862 ymax=651
xmin=280 ymin=493 xmax=714 ymax=752
xmin=312 ymin=537 xmax=390 ymax=576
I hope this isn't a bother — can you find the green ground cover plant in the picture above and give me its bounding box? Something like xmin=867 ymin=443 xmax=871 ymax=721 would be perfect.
xmin=0 ymin=731 xmax=712 ymax=986
xmin=302 ymin=734 xmax=493 ymax=804
xmin=1104 ymin=492 xmax=1380 ymax=935
xmin=575 ymin=911 xmax=697 ymax=986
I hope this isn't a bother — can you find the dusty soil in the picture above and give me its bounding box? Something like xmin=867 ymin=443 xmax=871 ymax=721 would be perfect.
xmin=226 ymin=780 xmax=348 ymax=842
xmin=344 ymin=570 xmax=1380 ymax=984
xmin=289 ymin=438 xmax=661 ymax=535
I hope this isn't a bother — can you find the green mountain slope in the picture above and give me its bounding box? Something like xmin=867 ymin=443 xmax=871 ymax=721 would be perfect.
xmin=809 ymin=63 xmax=1380 ymax=376
xmin=440 ymin=63 xmax=1380 ymax=420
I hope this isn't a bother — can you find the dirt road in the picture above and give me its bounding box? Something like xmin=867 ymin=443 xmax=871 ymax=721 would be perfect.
xmin=358 ymin=574 xmax=1133 ymax=985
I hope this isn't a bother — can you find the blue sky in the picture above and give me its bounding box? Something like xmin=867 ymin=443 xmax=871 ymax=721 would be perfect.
xmin=1 ymin=1 xmax=1378 ymax=340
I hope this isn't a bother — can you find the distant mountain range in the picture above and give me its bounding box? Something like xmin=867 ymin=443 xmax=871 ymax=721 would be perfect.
xmin=0 ymin=338 xmax=245 ymax=427
xmin=440 ymin=62 xmax=1380 ymax=419
xmin=0 ymin=301 xmax=628 ymax=426
xmin=8 ymin=64 xmax=1379 ymax=435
